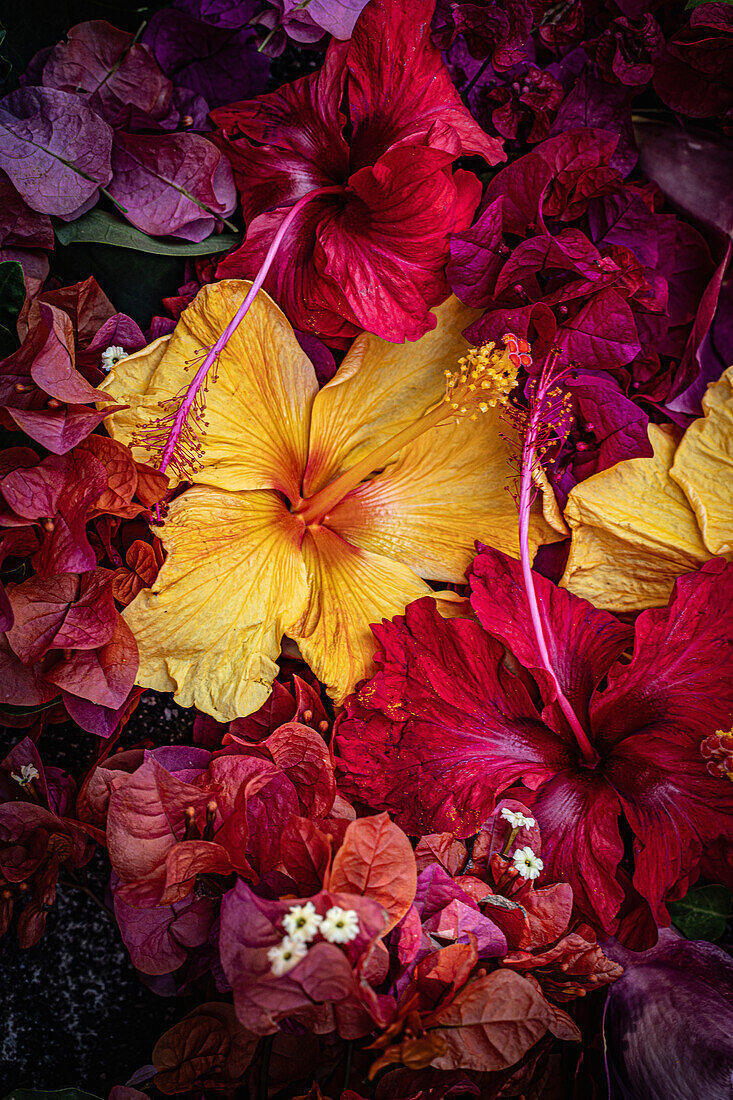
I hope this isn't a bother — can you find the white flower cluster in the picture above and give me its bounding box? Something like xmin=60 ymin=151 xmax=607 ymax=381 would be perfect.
xmin=500 ymin=807 xmax=536 ymax=829
xmin=267 ymin=901 xmax=361 ymax=976
xmin=101 ymin=345 xmax=127 ymax=372
xmin=11 ymin=763 xmax=39 ymax=787
xmin=512 ymin=846 xmax=544 ymax=881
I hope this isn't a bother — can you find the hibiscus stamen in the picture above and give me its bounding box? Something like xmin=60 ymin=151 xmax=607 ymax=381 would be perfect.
xmin=294 ymin=340 xmax=518 ymax=526
xmin=516 ymin=345 xmax=599 ymax=768
xmin=701 ymin=729 xmax=733 ymax=781
xmin=133 ymin=185 xmax=342 ymax=479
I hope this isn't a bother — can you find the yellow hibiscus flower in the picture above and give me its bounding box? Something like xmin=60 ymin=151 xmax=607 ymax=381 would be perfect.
xmin=561 ymin=365 xmax=733 ymax=611
xmin=101 ymin=280 xmax=557 ymax=721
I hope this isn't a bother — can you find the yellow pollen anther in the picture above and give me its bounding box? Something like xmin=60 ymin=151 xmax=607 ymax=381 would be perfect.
xmin=441 ymin=342 xmax=519 ymax=424
xmin=295 ymin=338 xmax=522 ymax=526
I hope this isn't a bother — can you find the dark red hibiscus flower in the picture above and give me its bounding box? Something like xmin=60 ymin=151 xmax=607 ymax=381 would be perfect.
xmin=336 ymin=550 xmax=733 ymax=945
xmin=212 ymin=0 xmax=503 ymax=345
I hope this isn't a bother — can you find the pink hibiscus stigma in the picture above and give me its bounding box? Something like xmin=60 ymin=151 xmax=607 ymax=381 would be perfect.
xmin=337 ymin=344 xmax=733 ymax=948
xmin=212 ymin=0 xmax=504 ymax=345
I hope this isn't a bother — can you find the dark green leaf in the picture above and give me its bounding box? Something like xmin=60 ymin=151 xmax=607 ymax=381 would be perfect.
xmin=0 ymin=697 xmax=62 ymax=717
xmin=53 ymin=239 xmax=186 ymax=330
xmin=54 ymin=209 xmax=241 ymax=256
xmin=685 ymin=0 xmax=733 ymax=7
xmin=669 ymin=884 xmax=733 ymax=941
xmin=0 ymin=259 xmax=25 ymax=357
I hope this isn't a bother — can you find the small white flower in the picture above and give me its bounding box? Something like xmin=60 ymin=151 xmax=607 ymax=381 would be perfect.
xmin=500 ymin=808 xmax=536 ymax=830
xmin=11 ymin=763 xmax=39 ymax=787
xmin=320 ymin=906 xmax=360 ymax=944
xmin=512 ymin=846 xmax=544 ymax=881
xmin=267 ymin=935 xmax=308 ymax=976
xmin=282 ymin=901 xmax=322 ymax=943
xmin=101 ymin=345 xmax=126 ymax=372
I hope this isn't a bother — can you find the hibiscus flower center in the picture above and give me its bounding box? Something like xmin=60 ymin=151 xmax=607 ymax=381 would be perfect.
xmin=292 ymin=341 xmax=519 ymax=527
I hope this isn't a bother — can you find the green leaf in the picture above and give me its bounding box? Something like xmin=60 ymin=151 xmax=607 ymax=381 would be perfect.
xmin=686 ymin=0 xmax=733 ymax=7
xmin=0 ymin=259 xmax=25 ymax=357
xmin=3 ymin=1091 xmax=104 ymax=1100
xmin=0 ymin=697 xmax=61 ymax=717
xmin=54 ymin=209 xmax=241 ymax=257
xmin=669 ymin=884 xmax=733 ymax=941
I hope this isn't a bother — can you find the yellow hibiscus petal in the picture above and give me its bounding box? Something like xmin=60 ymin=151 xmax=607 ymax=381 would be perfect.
xmin=671 ymin=365 xmax=733 ymax=555
xmin=560 ymin=424 xmax=711 ymax=611
xmin=124 ymin=486 xmax=309 ymax=722
xmin=99 ymin=335 xmax=171 ymax=446
xmin=289 ymin=525 xmax=434 ymax=705
xmin=323 ymin=409 xmax=558 ymax=583
xmin=302 ymin=295 xmax=482 ymax=497
xmin=100 ymin=280 xmax=318 ymax=500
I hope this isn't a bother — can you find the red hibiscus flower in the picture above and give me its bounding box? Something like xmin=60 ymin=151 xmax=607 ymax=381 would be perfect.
xmin=212 ymin=0 xmax=503 ymax=345
xmin=336 ymin=551 xmax=733 ymax=945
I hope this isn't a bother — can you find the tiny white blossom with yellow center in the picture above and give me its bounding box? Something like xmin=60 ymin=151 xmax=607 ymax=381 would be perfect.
xmin=282 ymin=901 xmax=322 ymax=943
xmin=512 ymin=846 xmax=544 ymax=880
xmin=501 ymin=808 xmax=536 ymax=830
xmin=11 ymin=763 xmax=39 ymax=787
xmin=101 ymin=345 xmax=127 ymax=372
xmin=267 ymin=935 xmax=308 ymax=976
xmin=320 ymin=906 xmax=360 ymax=944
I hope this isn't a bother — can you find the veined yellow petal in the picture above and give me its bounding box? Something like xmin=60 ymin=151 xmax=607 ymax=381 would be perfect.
xmin=101 ymin=281 xmax=318 ymax=500
xmin=290 ymin=526 xmax=434 ymax=705
xmin=324 ymin=407 xmax=558 ymax=583
xmin=99 ymin=335 xmax=171 ymax=448
xmin=302 ymin=295 xmax=482 ymax=497
xmin=124 ymin=487 xmax=309 ymax=722
xmin=560 ymin=424 xmax=711 ymax=611
xmin=671 ymin=365 xmax=733 ymax=556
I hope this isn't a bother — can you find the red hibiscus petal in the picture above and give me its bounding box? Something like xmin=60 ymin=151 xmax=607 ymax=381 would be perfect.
xmin=606 ymin=732 xmax=733 ymax=924
xmin=522 ymin=770 xmax=625 ymax=933
xmin=336 ymin=598 xmax=571 ymax=837
xmin=592 ymin=560 xmax=733 ymax=750
xmin=469 ymin=545 xmax=633 ymax=727
xmin=212 ymin=43 xmax=349 ymax=219
xmin=318 ymin=149 xmax=481 ymax=342
xmin=346 ymin=0 xmax=503 ymax=168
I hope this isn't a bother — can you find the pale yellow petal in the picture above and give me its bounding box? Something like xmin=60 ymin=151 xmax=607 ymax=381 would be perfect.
xmin=289 ymin=526 xmax=434 ymax=705
xmin=560 ymin=424 xmax=711 ymax=611
xmin=671 ymin=365 xmax=733 ymax=555
xmin=100 ymin=280 xmax=318 ymax=499
xmin=124 ymin=487 xmax=309 ymax=722
xmin=99 ymin=335 xmax=171 ymax=444
xmin=302 ymin=295 xmax=483 ymax=496
xmin=324 ymin=408 xmax=558 ymax=583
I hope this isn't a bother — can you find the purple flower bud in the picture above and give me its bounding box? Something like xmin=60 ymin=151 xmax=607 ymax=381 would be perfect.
xmin=604 ymin=930 xmax=733 ymax=1099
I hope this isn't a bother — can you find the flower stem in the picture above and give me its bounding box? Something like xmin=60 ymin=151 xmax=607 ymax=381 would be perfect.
xmin=518 ymin=368 xmax=599 ymax=768
xmin=157 ymin=185 xmax=341 ymax=475
xmin=500 ymin=825 xmax=520 ymax=858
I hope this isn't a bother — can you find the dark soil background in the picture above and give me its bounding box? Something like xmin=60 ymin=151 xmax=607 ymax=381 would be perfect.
xmin=0 ymin=2 xmax=322 ymax=1093
xmin=0 ymin=695 xmax=198 ymax=1095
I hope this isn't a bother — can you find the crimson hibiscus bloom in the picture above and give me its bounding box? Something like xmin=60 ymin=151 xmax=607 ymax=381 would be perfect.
xmin=336 ymin=550 xmax=733 ymax=944
xmin=212 ymin=0 xmax=503 ymax=345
